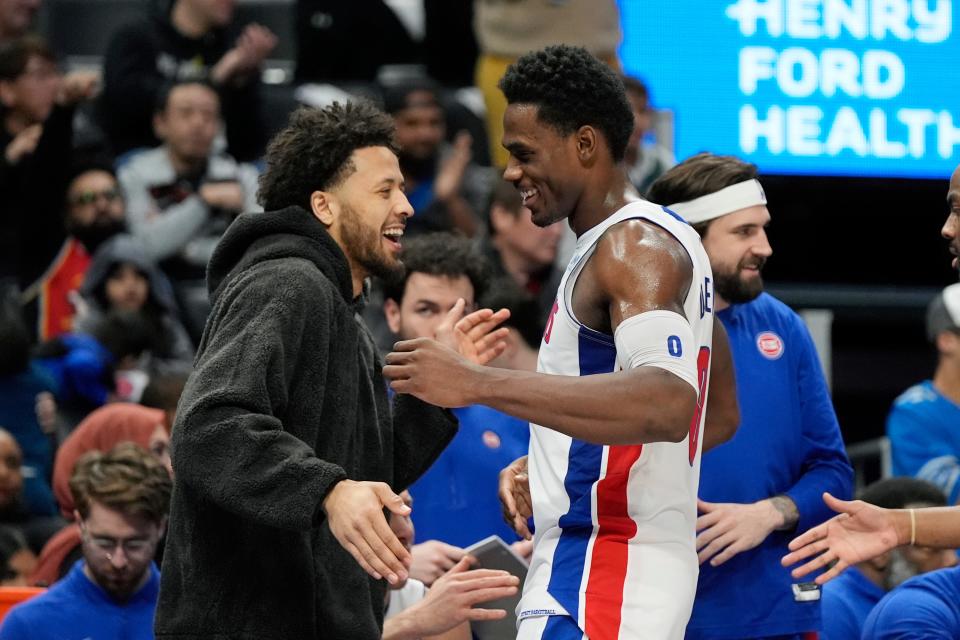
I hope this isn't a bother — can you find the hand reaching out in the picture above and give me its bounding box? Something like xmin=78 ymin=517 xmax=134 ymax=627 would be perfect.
xmin=323 ymin=480 xmax=412 ymax=585
xmin=782 ymin=492 xmax=904 ymax=585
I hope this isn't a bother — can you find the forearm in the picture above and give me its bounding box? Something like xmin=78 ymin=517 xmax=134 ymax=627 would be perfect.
xmin=767 ymin=495 xmax=799 ymax=531
xmin=469 ymin=365 xmax=696 ymax=446
xmin=382 ymin=611 xmax=422 ymax=640
xmin=126 ymin=194 xmax=209 ymax=261
xmin=905 ymin=507 xmax=960 ymax=549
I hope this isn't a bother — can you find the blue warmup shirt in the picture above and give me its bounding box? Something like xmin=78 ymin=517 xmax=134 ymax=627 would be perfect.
xmin=686 ymin=293 xmax=853 ymax=639
xmin=887 ymin=380 xmax=960 ymax=503
xmin=820 ymin=566 xmax=885 ymax=640
xmin=0 ymin=559 xmax=160 ymax=640
xmin=861 ymin=565 xmax=960 ymax=639
xmin=408 ymin=404 xmax=529 ymax=547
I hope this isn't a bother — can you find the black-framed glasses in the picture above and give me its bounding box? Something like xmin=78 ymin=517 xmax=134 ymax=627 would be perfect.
xmin=70 ymin=188 xmax=121 ymax=207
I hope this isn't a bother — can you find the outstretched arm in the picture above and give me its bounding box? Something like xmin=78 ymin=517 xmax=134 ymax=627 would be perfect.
xmin=780 ymin=492 xmax=960 ymax=584
xmin=385 ymin=220 xmax=700 ymax=446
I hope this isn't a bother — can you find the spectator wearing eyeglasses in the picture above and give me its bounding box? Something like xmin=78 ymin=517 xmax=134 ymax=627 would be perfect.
xmin=0 ymin=442 xmax=170 ymax=640
xmin=0 ymin=35 xmax=97 ymax=290
xmin=19 ymin=160 xmax=128 ymax=342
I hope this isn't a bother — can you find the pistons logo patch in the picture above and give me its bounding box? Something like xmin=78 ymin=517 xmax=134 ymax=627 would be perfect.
xmin=482 ymin=430 xmax=502 ymax=449
xmin=756 ymin=332 xmax=784 ymax=360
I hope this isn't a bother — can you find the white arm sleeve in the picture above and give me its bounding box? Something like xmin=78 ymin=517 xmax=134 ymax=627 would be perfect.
xmin=613 ymin=310 xmax=699 ymax=394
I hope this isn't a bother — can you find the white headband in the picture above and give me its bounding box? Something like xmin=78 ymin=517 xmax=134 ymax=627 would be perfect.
xmin=667 ymin=179 xmax=767 ymax=224
xmin=945 ymin=283 xmax=960 ymax=325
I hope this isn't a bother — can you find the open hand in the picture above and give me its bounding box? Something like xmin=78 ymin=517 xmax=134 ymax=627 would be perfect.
xmin=434 ymin=298 xmax=510 ymax=365
xmin=434 ymin=131 xmax=472 ymax=203
xmin=406 ymin=557 xmax=519 ymax=636
xmin=323 ymin=480 xmax=412 ymax=585
xmin=782 ymin=492 xmax=902 ymax=585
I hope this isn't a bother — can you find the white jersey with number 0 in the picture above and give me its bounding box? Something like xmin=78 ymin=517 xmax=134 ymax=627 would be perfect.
xmin=518 ymin=200 xmax=716 ymax=640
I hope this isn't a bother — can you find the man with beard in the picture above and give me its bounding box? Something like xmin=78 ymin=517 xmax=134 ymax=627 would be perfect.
xmin=0 ymin=442 xmax=171 ymax=640
xmin=155 ymin=101 xmax=510 ymax=640
xmin=647 ymin=152 xmax=853 ymax=640
xmin=819 ymin=478 xmax=955 ymax=640
xmin=383 ymin=79 xmax=493 ymax=238
xmin=20 ymin=161 xmax=127 ymax=341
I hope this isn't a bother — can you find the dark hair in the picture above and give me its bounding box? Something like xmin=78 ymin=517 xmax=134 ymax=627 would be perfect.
xmin=498 ymin=45 xmax=634 ymax=162
xmin=0 ymin=526 xmax=28 ymax=582
xmin=381 ymin=77 xmax=441 ymax=116
xmin=0 ymin=284 xmax=30 ymax=376
xmin=258 ymin=102 xmax=399 ymax=212
xmin=485 ymin=179 xmax=523 ymax=237
xmin=65 ymin=156 xmax=117 ymax=196
xmin=90 ymin=310 xmax=162 ymax=360
xmin=382 ymin=232 xmax=490 ymax=305
xmin=154 ymin=79 xmax=219 ymax=115
xmin=70 ymin=442 xmax=171 ymax=524
xmin=858 ymin=477 xmax=947 ymax=510
xmin=140 ymin=373 xmax=188 ymax=414
xmin=621 ymin=75 xmax=650 ymax=102
xmin=646 ymin=152 xmax=759 ymax=236
xmin=0 ymin=35 xmax=55 ymax=82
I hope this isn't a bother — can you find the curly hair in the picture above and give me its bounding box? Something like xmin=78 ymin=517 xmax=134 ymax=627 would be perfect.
xmin=382 ymin=232 xmax=491 ymax=305
xmin=258 ymin=101 xmax=399 ymax=212
xmin=498 ymin=45 xmax=634 ymax=162
xmin=70 ymin=442 xmax=172 ymax=525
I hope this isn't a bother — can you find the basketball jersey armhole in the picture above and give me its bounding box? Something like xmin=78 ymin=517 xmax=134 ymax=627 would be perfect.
xmin=561 ymin=211 xmax=696 ymax=344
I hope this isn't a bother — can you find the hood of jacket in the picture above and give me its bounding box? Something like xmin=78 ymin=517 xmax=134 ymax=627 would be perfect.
xmin=206 ymin=205 xmax=354 ymax=307
xmin=80 ymin=234 xmax=179 ymax=314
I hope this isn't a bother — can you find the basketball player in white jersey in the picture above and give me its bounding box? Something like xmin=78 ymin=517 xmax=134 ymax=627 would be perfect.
xmin=383 ymin=45 xmax=739 ymax=640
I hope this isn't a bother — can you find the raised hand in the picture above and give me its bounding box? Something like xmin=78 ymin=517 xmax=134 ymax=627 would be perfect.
xmin=322 ymin=480 xmax=412 ymax=585
xmin=433 ymin=298 xmax=510 ymax=365
xmin=499 ymin=455 xmax=532 ymax=540
xmin=781 ymin=492 xmax=903 ymax=585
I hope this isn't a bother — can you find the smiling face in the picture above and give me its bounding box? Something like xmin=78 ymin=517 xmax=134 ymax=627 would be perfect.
xmin=501 ymin=104 xmax=584 ymax=228
xmin=701 ymin=205 xmax=773 ymax=307
xmin=945 ymin=165 xmax=960 ymax=272
xmin=318 ymin=146 xmax=413 ymax=286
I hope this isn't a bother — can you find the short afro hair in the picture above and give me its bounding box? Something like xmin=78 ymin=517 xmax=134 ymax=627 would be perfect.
xmin=382 ymin=232 xmax=491 ymax=305
xmin=499 ymin=45 xmax=634 ymax=162
xmin=258 ymin=101 xmax=399 ymax=212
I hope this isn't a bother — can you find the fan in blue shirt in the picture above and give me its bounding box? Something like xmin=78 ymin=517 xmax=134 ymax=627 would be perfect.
xmin=381 ymin=233 xmax=530 ymax=586
xmin=821 ymin=477 xmax=955 ymax=640
xmin=0 ymin=443 xmax=170 ymax=640
xmin=862 ymin=564 xmax=960 ymax=640
xmin=649 ymin=154 xmax=853 ymax=639
xmin=887 ymin=283 xmax=960 ymax=503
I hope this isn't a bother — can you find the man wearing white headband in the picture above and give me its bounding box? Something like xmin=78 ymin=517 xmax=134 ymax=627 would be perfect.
xmin=648 ymin=152 xmax=853 ymax=640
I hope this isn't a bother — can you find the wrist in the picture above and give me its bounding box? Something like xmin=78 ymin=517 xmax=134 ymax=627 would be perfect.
xmin=893 ymin=509 xmax=913 ymax=547
xmin=759 ymin=499 xmax=785 ymax=532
